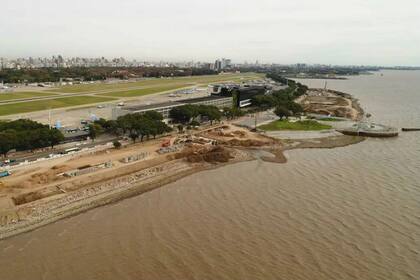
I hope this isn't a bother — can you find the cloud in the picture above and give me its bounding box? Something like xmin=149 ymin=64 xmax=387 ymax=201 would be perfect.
xmin=1 ymin=0 xmax=419 ymax=65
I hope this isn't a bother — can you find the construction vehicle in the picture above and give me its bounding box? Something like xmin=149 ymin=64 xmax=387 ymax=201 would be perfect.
xmin=161 ymin=139 xmax=171 ymax=148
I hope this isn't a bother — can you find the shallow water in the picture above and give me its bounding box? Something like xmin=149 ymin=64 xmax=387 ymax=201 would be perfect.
xmin=0 ymin=70 xmax=419 ymax=280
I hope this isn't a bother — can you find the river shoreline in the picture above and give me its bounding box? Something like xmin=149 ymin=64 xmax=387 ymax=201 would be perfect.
xmin=0 ymin=88 xmax=366 ymax=240
xmin=0 ymin=132 xmax=365 ymax=240
xmin=2 ymin=70 xmax=418 ymax=280
xmin=0 ymin=149 xmax=254 ymax=240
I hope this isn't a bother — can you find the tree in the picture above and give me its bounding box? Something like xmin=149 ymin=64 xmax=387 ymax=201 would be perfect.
xmin=0 ymin=131 xmax=17 ymax=157
xmin=129 ymin=131 xmax=139 ymax=143
xmin=274 ymin=106 xmax=291 ymax=120
xmin=88 ymin=123 xmax=103 ymax=142
xmin=251 ymin=95 xmax=276 ymax=109
xmin=169 ymin=105 xmax=198 ymax=124
xmin=115 ymin=111 xmax=171 ymax=141
xmin=48 ymin=128 xmax=64 ymax=148
xmin=103 ymin=120 xmax=119 ymax=135
xmin=177 ymin=124 xmax=184 ymax=133
xmin=189 ymin=120 xmax=200 ymax=127
xmin=143 ymin=110 xmax=163 ymax=121
xmin=0 ymin=119 xmax=65 ymax=152
xmin=154 ymin=122 xmax=172 ymax=138
xmin=117 ymin=115 xmax=132 ymax=134
xmin=198 ymin=105 xmax=221 ymax=125
xmin=113 ymin=140 xmax=122 ymax=149
xmin=287 ymin=102 xmax=304 ymax=116
xmin=222 ymin=107 xmax=243 ymax=119
xmin=136 ymin=117 xmax=153 ymax=141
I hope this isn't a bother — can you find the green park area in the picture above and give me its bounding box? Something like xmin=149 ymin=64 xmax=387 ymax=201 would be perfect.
xmin=259 ymin=120 xmax=332 ymax=131
xmin=0 ymin=91 xmax=57 ymax=102
xmin=0 ymin=96 xmax=115 ymax=116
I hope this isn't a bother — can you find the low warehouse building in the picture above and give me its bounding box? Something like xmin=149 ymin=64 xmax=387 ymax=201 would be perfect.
xmin=113 ymin=95 xmax=233 ymax=119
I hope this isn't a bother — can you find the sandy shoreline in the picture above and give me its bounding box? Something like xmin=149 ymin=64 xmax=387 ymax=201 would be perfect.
xmin=297 ymin=88 xmax=364 ymax=121
xmin=0 ymin=88 xmax=366 ymax=240
xmin=0 ymin=148 xmax=254 ymax=240
xmin=0 ymin=134 xmax=365 ymax=240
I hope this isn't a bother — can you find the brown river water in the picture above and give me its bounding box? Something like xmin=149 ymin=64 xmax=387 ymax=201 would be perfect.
xmin=0 ymin=70 xmax=419 ymax=280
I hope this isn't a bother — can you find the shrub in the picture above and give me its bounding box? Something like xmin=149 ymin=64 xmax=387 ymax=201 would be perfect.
xmin=113 ymin=140 xmax=122 ymax=149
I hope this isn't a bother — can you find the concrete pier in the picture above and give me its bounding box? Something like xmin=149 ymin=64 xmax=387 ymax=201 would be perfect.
xmin=338 ymin=122 xmax=399 ymax=137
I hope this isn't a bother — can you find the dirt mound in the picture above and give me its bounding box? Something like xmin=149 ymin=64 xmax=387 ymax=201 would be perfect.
xmin=303 ymin=104 xmax=356 ymax=120
xmin=299 ymin=91 xmax=362 ymax=121
xmin=173 ymin=146 xmax=233 ymax=163
xmin=51 ymin=165 xmax=69 ymax=172
xmin=206 ymin=130 xmax=234 ymax=138
xmin=222 ymin=139 xmax=271 ymax=147
xmin=232 ymin=130 xmax=246 ymax=138
xmin=13 ymin=165 xmax=70 ymax=189
xmin=12 ymin=191 xmax=44 ymax=205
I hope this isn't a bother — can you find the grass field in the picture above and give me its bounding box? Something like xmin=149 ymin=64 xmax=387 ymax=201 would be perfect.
xmin=0 ymin=73 xmax=263 ymax=117
xmin=0 ymin=91 xmax=58 ymax=102
xmin=259 ymin=120 xmax=332 ymax=131
xmin=49 ymin=73 xmax=263 ymax=93
xmin=0 ymin=96 xmax=115 ymax=116
xmin=98 ymin=84 xmax=194 ymax=98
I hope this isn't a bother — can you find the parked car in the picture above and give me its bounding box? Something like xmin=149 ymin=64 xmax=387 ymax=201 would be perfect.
xmin=0 ymin=171 xmax=11 ymax=178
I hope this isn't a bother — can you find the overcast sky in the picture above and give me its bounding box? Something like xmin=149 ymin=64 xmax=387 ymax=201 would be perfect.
xmin=1 ymin=0 xmax=419 ymax=66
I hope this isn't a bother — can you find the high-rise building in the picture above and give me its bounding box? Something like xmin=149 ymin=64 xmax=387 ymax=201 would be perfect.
xmin=221 ymin=58 xmax=232 ymax=69
xmin=214 ymin=59 xmax=222 ymax=71
xmin=214 ymin=58 xmax=231 ymax=71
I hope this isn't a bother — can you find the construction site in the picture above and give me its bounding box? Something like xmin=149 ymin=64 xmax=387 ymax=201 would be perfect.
xmin=0 ymin=122 xmax=284 ymax=239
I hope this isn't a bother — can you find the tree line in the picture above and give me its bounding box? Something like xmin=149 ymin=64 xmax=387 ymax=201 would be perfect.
xmin=251 ymin=72 xmax=308 ymax=119
xmin=0 ymin=103 xmax=241 ymax=157
xmin=90 ymin=111 xmax=172 ymax=143
xmin=0 ymin=119 xmax=64 ymax=157
xmin=169 ymin=104 xmax=223 ymax=125
xmin=0 ymin=67 xmax=218 ymax=84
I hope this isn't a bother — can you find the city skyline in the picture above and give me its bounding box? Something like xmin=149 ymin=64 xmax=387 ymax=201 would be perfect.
xmin=3 ymin=55 xmax=409 ymax=70
xmin=2 ymin=0 xmax=420 ymax=66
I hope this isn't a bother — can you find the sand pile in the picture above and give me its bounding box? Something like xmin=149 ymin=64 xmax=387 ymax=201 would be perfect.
xmin=13 ymin=165 xmax=70 ymax=189
xmin=173 ymin=146 xmax=233 ymax=163
xmin=12 ymin=191 xmax=44 ymax=205
xmin=222 ymin=139 xmax=271 ymax=147
xmin=232 ymin=131 xmax=246 ymax=138
xmin=298 ymin=90 xmax=363 ymax=121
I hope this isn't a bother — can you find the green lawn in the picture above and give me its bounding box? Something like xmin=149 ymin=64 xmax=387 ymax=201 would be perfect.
xmin=0 ymin=91 xmax=58 ymax=102
xmin=0 ymin=96 xmax=115 ymax=116
xmin=98 ymin=84 xmax=194 ymax=97
xmin=259 ymin=120 xmax=332 ymax=131
xmin=49 ymin=73 xmax=263 ymax=93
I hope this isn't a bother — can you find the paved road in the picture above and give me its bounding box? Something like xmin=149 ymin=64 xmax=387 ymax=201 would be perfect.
xmin=4 ymin=136 xmax=118 ymax=167
xmin=234 ymin=110 xmax=279 ymax=129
